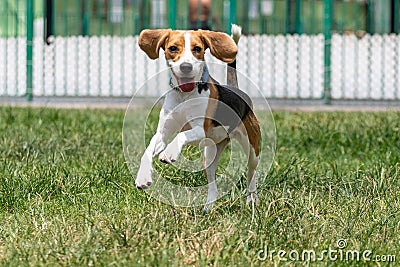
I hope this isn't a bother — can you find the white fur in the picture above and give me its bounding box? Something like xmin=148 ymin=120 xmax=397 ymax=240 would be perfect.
xmin=231 ymin=24 xmax=242 ymax=44
xmin=136 ymin=92 xmax=209 ymax=188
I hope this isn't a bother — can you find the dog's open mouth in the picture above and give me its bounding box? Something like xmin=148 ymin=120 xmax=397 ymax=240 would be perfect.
xmin=177 ymin=77 xmax=195 ymax=92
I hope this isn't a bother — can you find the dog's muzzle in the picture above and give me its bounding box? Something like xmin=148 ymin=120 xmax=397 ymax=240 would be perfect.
xmin=170 ymin=64 xmax=209 ymax=93
xmin=180 ymin=63 xmax=193 ymax=74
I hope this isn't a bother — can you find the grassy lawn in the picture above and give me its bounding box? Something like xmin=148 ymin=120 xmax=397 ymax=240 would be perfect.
xmin=0 ymin=106 xmax=399 ymax=266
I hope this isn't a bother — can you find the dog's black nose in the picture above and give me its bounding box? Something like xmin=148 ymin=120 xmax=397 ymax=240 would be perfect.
xmin=180 ymin=63 xmax=193 ymax=74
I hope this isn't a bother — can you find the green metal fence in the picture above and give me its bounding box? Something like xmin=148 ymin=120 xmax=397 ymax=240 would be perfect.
xmin=1 ymin=0 xmax=400 ymax=102
xmin=2 ymin=0 xmax=399 ymax=37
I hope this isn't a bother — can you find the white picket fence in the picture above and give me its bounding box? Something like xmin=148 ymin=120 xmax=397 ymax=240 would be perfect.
xmin=0 ymin=34 xmax=399 ymax=100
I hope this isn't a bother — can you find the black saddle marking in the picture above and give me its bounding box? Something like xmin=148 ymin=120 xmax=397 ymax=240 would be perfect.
xmin=210 ymin=77 xmax=253 ymax=134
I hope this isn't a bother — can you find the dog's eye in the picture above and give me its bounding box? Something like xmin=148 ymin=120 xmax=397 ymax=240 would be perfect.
xmin=193 ymin=46 xmax=202 ymax=53
xmin=168 ymin=46 xmax=178 ymax=52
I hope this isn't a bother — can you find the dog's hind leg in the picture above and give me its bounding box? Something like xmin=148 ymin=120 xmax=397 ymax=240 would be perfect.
xmin=233 ymin=132 xmax=259 ymax=205
xmin=203 ymin=138 xmax=230 ymax=212
xmin=246 ymin=146 xmax=259 ymax=205
xmin=232 ymin=112 xmax=260 ymax=205
xmin=242 ymin=112 xmax=260 ymax=205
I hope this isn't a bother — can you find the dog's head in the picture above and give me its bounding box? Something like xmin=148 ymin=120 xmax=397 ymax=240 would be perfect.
xmin=139 ymin=29 xmax=237 ymax=92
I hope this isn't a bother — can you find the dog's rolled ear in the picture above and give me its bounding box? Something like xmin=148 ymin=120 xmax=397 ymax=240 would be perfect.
xmin=139 ymin=29 xmax=171 ymax=59
xmin=200 ymin=31 xmax=238 ymax=63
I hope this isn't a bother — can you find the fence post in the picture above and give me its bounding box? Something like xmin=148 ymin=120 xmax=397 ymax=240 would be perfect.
xmin=228 ymin=0 xmax=236 ymax=34
xmin=169 ymin=0 xmax=176 ymax=29
xmin=26 ymin=0 xmax=34 ymax=101
xmin=323 ymin=0 xmax=332 ymax=104
xmin=82 ymin=0 xmax=89 ymax=36
xmin=285 ymin=0 xmax=291 ymax=33
xmin=295 ymin=0 xmax=303 ymax=34
xmin=392 ymin=0 xmax=399 ymax=33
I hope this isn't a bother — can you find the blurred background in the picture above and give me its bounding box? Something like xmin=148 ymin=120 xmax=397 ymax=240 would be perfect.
xmin=0 ymin=0 xmax=399 ymax=104
xmin=2 ymin=0 xmax=398 ymax=36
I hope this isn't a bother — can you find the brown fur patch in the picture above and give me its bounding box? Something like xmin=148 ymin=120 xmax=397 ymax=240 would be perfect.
xmin=189 ymin=33 xmax=206 ymax=60
xmin=138 ymin=29 xmax=171 ymax=60
xmin=199 ymin=30 xmax=238 ymax=63
xmin=242 ymin=111 xmax=261 ymax=156
xmin=203 ymin=81 xmax=219 ymax=135
xmin=163 ymin=31 xmax=185 ymax=62
xmin=180 ymin=122 xmax=192 ymax=132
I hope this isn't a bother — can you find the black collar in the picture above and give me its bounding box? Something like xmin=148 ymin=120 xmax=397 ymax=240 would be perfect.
xmin=169 ymin=64 xmax=209 ymax=93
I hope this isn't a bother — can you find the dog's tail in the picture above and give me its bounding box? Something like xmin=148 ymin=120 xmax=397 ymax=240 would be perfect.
xmin=227 ymin=24 xmax=242 ymax=88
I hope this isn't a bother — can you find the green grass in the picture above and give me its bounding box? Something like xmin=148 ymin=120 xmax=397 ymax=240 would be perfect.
xmin=0 ymin=107 xmax=399 ymax=266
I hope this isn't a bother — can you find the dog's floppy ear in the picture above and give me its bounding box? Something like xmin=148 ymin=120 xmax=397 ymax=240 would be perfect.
xmin=200 ymin=30 xmax=238 ymax=63
xmin=139 ymin=29 xmax=171 ymax=59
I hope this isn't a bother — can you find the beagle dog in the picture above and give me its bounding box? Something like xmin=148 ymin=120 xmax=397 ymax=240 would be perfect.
xmin=136 ymin=25 xmax=261 ymax=209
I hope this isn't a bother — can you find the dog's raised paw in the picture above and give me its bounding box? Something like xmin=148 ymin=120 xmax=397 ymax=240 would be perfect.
xmin=158 ymin=151 xmax=175 ymax=164
xmin=158 ymin=145 xmax=179 ymax=164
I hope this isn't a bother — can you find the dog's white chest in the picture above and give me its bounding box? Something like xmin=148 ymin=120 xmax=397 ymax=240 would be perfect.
xmin=164 ymin=89 xmax=210 ymax=125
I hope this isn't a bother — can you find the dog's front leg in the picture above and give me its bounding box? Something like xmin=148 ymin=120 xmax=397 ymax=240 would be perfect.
xmin=136 ymin=109 xmax=178 ymax=189
xmin=159 ymin=126 xmax=205 ymax=164
xmin=135 ymin=132 xmax=162 ymax=189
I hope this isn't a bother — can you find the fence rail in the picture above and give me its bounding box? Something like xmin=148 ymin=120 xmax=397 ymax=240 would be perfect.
xmin=1 ymin=0 xmax=400 ymax=103
xmin=1 ymin=33 xmax=399 ymax=100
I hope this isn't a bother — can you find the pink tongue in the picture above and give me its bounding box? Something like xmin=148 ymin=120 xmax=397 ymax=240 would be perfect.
xmin=179 ymin=82 xmax=195 ymax=92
